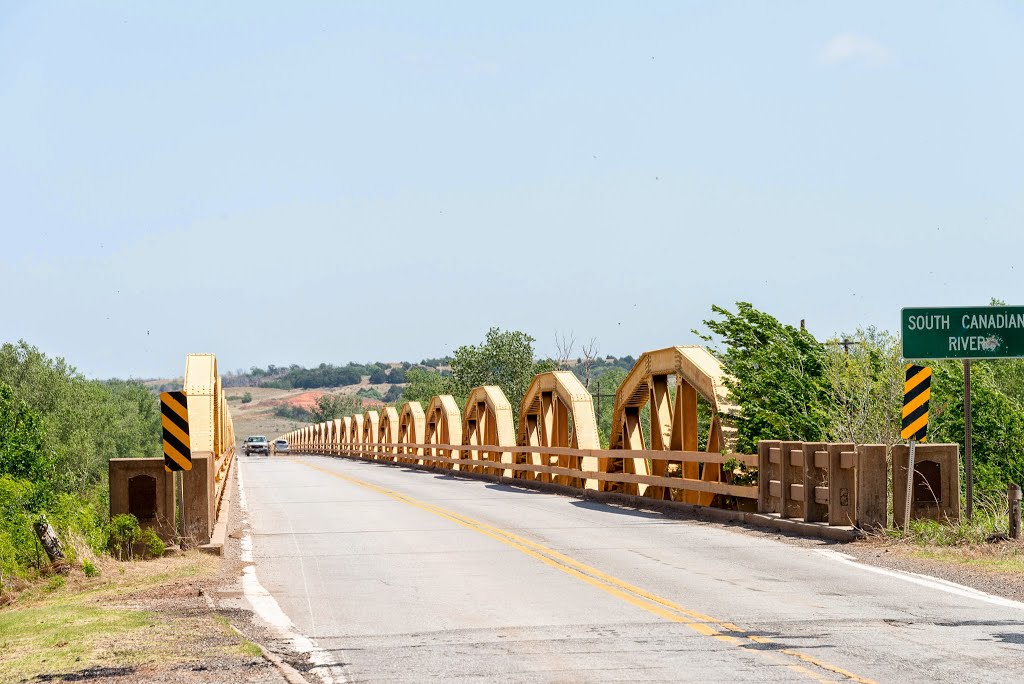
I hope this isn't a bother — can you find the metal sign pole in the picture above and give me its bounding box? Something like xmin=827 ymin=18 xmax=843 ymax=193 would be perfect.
xmin=964 ymin=359 xmax=973 ymax=521
xmin=174 ymin=470 xmax=184 ymax=542
xmin=904 ymin=439 xmax=916 ymax=532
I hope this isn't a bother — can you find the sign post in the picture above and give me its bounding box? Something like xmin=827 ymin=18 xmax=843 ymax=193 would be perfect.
xmin=964 ymin=359 xmax=972 ymax=519
xmin=160 ymin=391 xmax=191 ymax=541
xmin=901 ymin=364 xmax=931 ymax=531
xmin=902 ymin=305 xmax=1024 ymax=521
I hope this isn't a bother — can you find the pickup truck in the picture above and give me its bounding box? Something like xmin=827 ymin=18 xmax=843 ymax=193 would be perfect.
xmin=243 ymin=435 xmax=270 ymax=456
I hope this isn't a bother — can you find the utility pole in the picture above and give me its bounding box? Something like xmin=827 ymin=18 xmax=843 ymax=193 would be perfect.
xmin=591 ymin=379 xmax=616 ymax=425
xmin=828 ymin=338 xmax=861 ymax=355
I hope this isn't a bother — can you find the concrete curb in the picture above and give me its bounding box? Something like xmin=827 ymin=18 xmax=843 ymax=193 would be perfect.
xmin=225 ymin=622 xmax=312 ymax=684
xmin=201 ymin=456 xmax=234 ymax=556
xmin=314 ymin=453 xmax=861 ymax=543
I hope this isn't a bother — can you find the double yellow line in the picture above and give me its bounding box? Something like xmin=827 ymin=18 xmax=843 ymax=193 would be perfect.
xmin=296 ymin=458 xmax=875 ymax=684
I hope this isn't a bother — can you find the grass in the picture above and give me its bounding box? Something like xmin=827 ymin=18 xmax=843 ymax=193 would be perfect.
xmin=0 ymin=552 xmax=260 ymax=682
xmin=909 ymin=545 xmax=1024 ymax=574
xmin=871 ymin=491 xmax=1024 ymax=574
xmin=212 ymin=614 xmax=269 ymax=660
xmin=0 ymin=600 xmax=153 ymax=679
xmin=882 ymin=492 xmax=1011 ymax=546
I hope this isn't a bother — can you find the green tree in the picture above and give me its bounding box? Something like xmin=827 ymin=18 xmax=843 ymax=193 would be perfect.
xmin=696 ymin=303 xmax=834 ymax=452
xmin=927 ymin=361 xmax=1024 ymax=495
xmin=0 ymin=382 xmax=48 ymax=484
xmin=448 ymin=328 xmax=556 ymax=413
xmin=309 ymin=393 xmax=364 ymax=422
xmin=0 ymin=341 xmax=160 ymax=493
xmin=401 ymin=368 xmax=451 ymax=407
xmin=825 ymin=327 xmax=903 ymax=446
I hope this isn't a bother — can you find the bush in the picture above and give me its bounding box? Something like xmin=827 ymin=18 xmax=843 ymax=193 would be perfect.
xmin=82 ymin=559 xmax=99 ymax=577
xmin=0 ymin=475 xmax=40 ymax=579
xmin=106 ymin=514 xmax=141 ymax=561
xmin=241 ymin=392 xmax=253 ymax=404
xmin=274 ymin=404 xmax=312 ymax=421
xmin=139 ymin=528 xmax=165 ymax=559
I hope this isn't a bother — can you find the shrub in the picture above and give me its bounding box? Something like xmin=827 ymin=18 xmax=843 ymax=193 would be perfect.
xmin=82 ymin=559 xmax=99 ymax=577
xmin=241 ymin=392 xmax=253 ymax=404
xmin=106 ymin=514 xmax=141 ymax=560
xmin=0 ymin=476 xmax=39 ymax=578
xmin=138 ymin=528 xmax=165 ymax=559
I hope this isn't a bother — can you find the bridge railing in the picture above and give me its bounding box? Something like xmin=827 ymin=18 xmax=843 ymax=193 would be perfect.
xmin=338 ymin=441 xmax=760 ymax=503
xmin=279 ymin=346 xmax=895 ymax=532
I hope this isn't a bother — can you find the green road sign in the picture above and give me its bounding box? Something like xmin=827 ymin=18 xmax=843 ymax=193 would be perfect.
xmin=902 ymin=306 xmax=1024 ymax=359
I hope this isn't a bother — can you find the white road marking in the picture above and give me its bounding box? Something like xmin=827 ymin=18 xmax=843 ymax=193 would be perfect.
xmin=237 ymin=461 xmax=348 ymax=684
xmin=815 ymin=549 xmax=1024 ymax=611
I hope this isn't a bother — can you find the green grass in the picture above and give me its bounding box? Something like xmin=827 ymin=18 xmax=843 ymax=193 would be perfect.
xmin=909 ymin=546 xmax=1024 ymax=573
xmin=883 ymin=492 xmax=1010 ymax=546
xmin=0 ymin=552 xmax=246 ymax=682
xmin=237 ymin=638 xmax=264 ymax=658
xmin=212 ymin=614 xmax=265 ymax=659
xmin=0 ymin=599 xmax=153 ymax=680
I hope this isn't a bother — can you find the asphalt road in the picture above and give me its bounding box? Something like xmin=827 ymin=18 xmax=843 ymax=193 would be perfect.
xmin=238 ymin=454 xmax=1024 ymax=683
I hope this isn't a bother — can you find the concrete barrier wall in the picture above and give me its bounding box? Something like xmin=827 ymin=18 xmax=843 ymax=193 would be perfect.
xmin=109 ymin=458 xmax=176 ymax=542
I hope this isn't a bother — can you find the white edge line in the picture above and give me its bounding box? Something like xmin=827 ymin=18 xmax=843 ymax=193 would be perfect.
xmin=237 ymin=460 xmax=348 ymax=684
xmin=815 ymin=549 xmax=1024 ymax=611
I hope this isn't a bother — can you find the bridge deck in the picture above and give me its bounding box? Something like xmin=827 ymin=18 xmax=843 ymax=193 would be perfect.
xmin=238 ymin=455 xmax=1024 ymax=683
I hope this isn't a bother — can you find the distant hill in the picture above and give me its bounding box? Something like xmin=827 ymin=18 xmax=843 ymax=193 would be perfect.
xmin=139 ymin=354 xmax=636 ymax=395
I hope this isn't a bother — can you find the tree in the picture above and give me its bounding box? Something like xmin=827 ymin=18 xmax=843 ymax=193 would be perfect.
xmin=927 ymin=361 xmax=1024 ymax=496
xmin=368 ymin=367 xmax=389 ymax=384
xmin=554 ymin=331 xmax=576 ymax=370
xmin=579 ymin=338 xmax=600 ymax=389
xmin=449 ymin=328 xmax=556 ymax=413
xmin=696 ymin=303 xmax=834 ymax=452
xmin=825 ymin=327 xmax=903 ymax=446
xmin=308 ymin=393 xmax=364 ymax=422
xmin=0 ymin=341 xmax=161 ymax=493
xmin=0 ymin=382 xmax=48 ymax=482
xmin=401 ymin=368 xmax=451 ymax=407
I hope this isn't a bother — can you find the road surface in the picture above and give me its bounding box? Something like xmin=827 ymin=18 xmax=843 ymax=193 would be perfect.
xmin=236 ymin=454 xmax=1024 ymax=683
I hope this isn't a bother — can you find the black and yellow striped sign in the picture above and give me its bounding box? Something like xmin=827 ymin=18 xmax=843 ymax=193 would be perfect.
xmin=160 ymin=391 xmax=192 ymax=472
xmin=901 ymin=364 xmax=931 ymax=442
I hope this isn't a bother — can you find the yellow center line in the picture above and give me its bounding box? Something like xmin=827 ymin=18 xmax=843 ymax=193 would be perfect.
xmin=294 ymin=457 xmax=877 ymax=684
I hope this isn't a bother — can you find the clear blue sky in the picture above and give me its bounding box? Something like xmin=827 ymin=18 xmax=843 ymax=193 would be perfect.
xmin=2 ymin=2 xmax=1022 ymax=378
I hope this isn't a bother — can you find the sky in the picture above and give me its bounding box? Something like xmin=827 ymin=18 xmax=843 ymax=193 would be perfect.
xmin=1 ymin=2 xmax=1022 ymax=379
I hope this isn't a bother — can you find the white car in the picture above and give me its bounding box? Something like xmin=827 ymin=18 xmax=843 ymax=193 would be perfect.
xmin=243 ymin=435 xmax=270 ymax=456
xmin=273 ymin=438 xmax=289 ymax=455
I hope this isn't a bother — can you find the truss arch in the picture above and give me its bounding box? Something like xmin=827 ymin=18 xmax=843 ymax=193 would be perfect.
xmin=518 ymin=371 xmax=601 ymax=488
xmin=398 ymin=402 xmax=426 ymax=465
xmin=362 ymin=410 xmax=380 ymax=459
xmin=463 ymin=386 xmax=516 ymax=477
xmin=378 ymin=407 xmax=400 ymax=462
xmin=424 ymin=395 xmax=462 ymax=470
xmin=608 ymin=345 xmax=738 ymax=502
xmin=350 ymin=414 xmax=365 ymax=457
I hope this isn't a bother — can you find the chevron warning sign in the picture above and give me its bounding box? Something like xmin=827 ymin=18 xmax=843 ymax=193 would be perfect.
xmin=160 ymin=391 xmax=192 ymax=472
xmin=901 ymin=364 xmax=931 ymax=442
